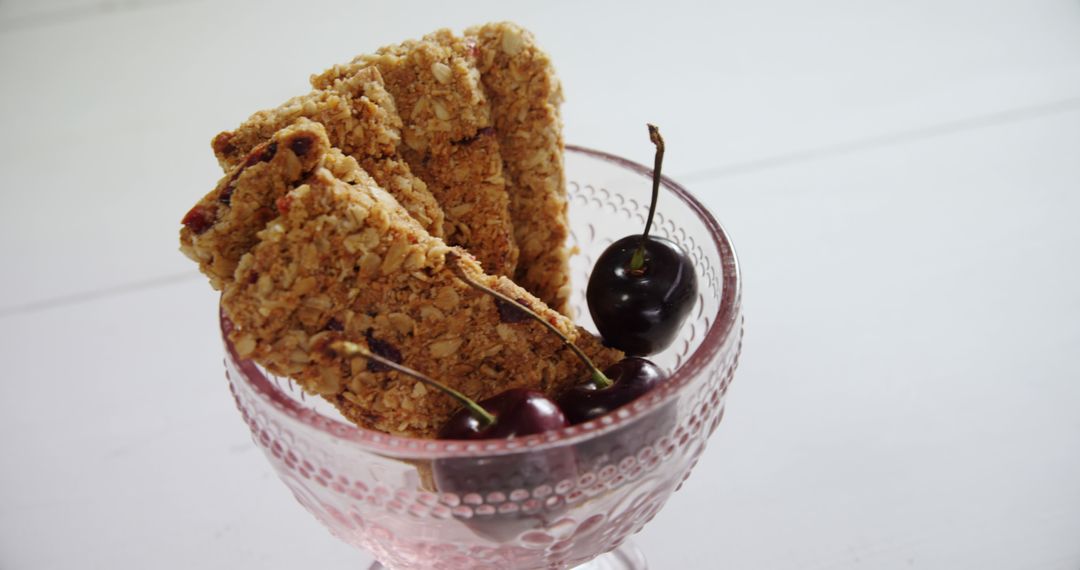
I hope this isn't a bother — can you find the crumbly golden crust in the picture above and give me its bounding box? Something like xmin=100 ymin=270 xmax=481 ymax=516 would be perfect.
xmin=313 ymin=30 xmax=518 ymax=277
xmin=211 ymin=67 xmax=445 ymax=237
xmin=220 ymin=134 xmax=620 ymax=437
xmin=466 ymin=22 xmax=572 ymax=314
xmin=312 ymin=30 xmax=490 ymax=149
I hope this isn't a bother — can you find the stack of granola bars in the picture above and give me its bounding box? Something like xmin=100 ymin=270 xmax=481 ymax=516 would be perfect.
xmin=180 ymin=23 xmax=621 ymax=437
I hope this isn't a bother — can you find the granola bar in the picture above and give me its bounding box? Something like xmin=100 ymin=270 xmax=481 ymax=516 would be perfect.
xmin=466 ymin=22 xmax=573 ymax=314
xmin=313 ymin=30 xmax=519 ymax=277
xmin=211 ymin=66 xmax=445 ymax=237
xmin=220 ymin=128 xmax=621 ymax=437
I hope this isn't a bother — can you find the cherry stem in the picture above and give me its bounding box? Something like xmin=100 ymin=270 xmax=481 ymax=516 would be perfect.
xmin=630 ymin=124 xmax=665 ymax=273
xmin=329 ymin=340 xmax=496 ymax=427
xmin=447 ymin=252 xmax=613 ymax=389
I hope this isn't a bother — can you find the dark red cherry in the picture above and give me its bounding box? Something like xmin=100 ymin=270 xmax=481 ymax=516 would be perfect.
xmin=587 ymin=235 xmax=697 ymax=355
xmin=432 ymin=389 xmax=577 ymax=542
xmin=557 ymin=357 xmax=665 ymax=424
xmin=438 ymin=389 xmax=568 ymax=440
xmin=586 ymin=124 xmax=696 ymax=355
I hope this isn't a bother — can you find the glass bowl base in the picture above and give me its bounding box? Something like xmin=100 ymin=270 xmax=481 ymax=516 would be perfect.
xmin=365 ymin=540 xmax=647 ymax=570
xmin=574 ymin=541 xmax=648 ymax=569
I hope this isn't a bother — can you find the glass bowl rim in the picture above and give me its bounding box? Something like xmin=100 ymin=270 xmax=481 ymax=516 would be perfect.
xmin=222 ymin=144 xmax=742 ymax=458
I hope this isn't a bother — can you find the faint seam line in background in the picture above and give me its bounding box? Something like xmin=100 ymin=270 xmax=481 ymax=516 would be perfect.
xmin=681 ymin=96 xmax=1080 ymax=182
xmin=0 ymin=0 xmax=199 ymax=33
xmin=0 ymin=272 xmax=202 ymax=319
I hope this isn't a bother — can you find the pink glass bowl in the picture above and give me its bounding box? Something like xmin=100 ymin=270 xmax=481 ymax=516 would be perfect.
xmin=223 ymin=145 xmax=743 ymax=569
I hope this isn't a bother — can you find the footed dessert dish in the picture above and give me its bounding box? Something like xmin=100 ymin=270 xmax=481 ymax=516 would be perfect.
xmin=183 ymin=22 xmax=742 ymax=569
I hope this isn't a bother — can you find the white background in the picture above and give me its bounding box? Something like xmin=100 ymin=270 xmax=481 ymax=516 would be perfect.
xmin=1 ymin=1 xmax=1078 ymax=568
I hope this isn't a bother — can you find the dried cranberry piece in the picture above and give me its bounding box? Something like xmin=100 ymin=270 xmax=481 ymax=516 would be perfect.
xmin=276 ymin=194 xmax=293 ymax=215
xmin=182 ymin=205 xmax=214 ymax=234
xmin=218 ymin=184 xmax=235 ymax=206
xmin=455 ymin=126 xmax=496 ymax=146
xmin=364 ymin=330 xmax=402 ymax=373
xmin=289 ymin=135 xmax=314 ymax=157
xmin=495 ymin=297 xmax=532 ymax=324
xmin=213 ymin=132 xmax=237 ymax=157
xmin=244 ymin=141 xmax=278 ymax=166
xmin=324 ymin=317 xmax=344 ymax=332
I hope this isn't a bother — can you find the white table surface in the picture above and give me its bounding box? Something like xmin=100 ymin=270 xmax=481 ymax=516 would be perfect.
xmin=1 ymin=1 xmax=1078 ymax=568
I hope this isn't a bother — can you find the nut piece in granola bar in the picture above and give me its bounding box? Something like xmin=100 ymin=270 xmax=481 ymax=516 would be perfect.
xmin=211 ymin=66 xmax=445 ymax=237
xmin=220 ymin=135 xmax=620 ymax=437
xmin=466 ymin=22 xmax=573 ymax=315
xmin=313 ymin=30 xmax=519 ymax=278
